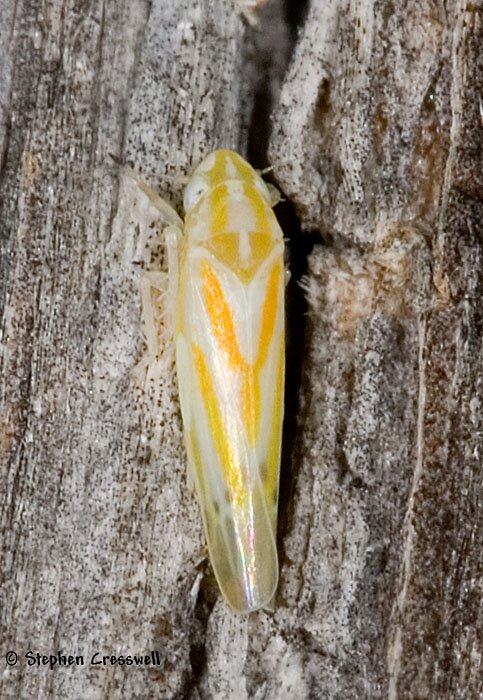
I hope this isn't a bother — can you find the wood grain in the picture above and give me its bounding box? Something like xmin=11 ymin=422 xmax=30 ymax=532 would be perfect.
xmin=1 ymin=0 xmax=481 ymax=698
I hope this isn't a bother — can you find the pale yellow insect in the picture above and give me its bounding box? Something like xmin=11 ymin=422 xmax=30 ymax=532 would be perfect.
xmin=139 ymin=150 xmax=285 ymax=613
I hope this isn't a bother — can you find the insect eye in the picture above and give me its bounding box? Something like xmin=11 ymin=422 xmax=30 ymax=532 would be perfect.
xmin=183 ymin=175 xmax=210 ymax=212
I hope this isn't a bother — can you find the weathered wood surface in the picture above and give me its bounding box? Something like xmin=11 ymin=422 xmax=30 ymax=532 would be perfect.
xmin=0 ymin=1 xmax=481 ymax=699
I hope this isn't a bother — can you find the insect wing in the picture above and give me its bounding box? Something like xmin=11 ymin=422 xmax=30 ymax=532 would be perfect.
xmin=176 ymin=245 xmax=284 ymax=612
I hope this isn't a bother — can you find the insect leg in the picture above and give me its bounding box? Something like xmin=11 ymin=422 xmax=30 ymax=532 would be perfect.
xmin=140 ymin=224 xmax=182 ymax=361
xmin=124 ymin=167 xmax=183 ymax=229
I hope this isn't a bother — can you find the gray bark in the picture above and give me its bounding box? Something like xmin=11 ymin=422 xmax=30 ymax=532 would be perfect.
xmin=0 ymin=1 xmax=481 ymax=699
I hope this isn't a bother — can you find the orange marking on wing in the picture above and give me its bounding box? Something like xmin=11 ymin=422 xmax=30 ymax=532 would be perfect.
xmin=241 ymin=367 xmax=260 ymax=445
xmin=201 ymin=261 xmax=244 ymax=370
xmin=265 ymin=341 xmax=284 ymax=519
xmin=255 ymin=261 xmax=281 ymax=369
xmin=201 ymin=261 xmax=259 ymax=443
xmin=200 ymin=260 xmax=282 ymax=449
xmin=192 ymin=343 xmax=245 ymax=508
xmin=245 ymin=261 xmax=282 ymax=444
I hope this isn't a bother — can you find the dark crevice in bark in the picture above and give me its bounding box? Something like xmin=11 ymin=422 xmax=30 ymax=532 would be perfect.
xmin=277 ymin=204 xmax=318 ymax=549
xmin=283 ymin=0 xmax=310 ymax=43
xmin=244 ymin=0 xmax=310 ymax=168
xmin=243 ymin=0 xmax=316 ymax=588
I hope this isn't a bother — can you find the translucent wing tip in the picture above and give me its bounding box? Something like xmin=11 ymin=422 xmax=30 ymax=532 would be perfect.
xmin=202 ymin=486 xmax=279 ymax=614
